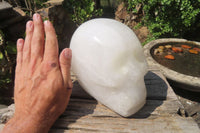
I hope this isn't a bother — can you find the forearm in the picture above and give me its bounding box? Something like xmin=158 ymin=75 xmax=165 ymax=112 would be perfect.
xmin=2 ymin=115 xmax=54 ymax=133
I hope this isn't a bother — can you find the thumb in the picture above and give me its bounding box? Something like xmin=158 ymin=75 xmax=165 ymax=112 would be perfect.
xmin=59 ymin=48 xmax=72 ymax=88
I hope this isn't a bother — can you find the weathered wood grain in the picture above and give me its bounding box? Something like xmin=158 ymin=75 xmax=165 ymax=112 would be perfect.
xmin=50 ymin=70 xmax=199 ymax=133
xmin=0 ymin=1 xmax=12 ymax=11
xmin=50 ymin=98 xmax=199 ymax=133
xmin=50 ymin=71 xmax=200 ymax=133
xmin=50 ymin=115 xmax=199 ymax=133
xmin=60 ymin=98 xmax=180 ymax=118
xmin=1 ymin=70 xmax=199 ymax=132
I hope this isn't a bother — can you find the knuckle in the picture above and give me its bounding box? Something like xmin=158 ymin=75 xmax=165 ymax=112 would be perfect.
xmin=23 ymin=56 xmax=29 ymax=62
xmin=23 ymin=45 xmax=30 ymax=52
xmin=61 ymin=60 xmax=71 ymax=68
xmin=32 ymin=36 xmax=44 ymax=44
xmin=43 ymin=93 xmax=54 ymax=101
xmin=46 ymin=39 xmax=57 ymax=46
xmin=35 ymin=37 xmax=43 ymax=43
xmin=42 ymin=61 xmax=58 ymax=72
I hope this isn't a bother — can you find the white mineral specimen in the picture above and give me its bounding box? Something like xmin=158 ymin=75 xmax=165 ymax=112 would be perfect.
xmin=70 ymin=18 xmax=147 ymax=117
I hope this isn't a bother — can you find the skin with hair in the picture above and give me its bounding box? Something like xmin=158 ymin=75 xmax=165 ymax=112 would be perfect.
xmin=1 ymin=13 xmax=73 ymax=133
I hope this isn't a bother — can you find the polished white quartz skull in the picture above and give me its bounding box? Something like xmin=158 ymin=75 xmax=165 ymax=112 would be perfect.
xmin=70 ymin=18 xmax=147 ymax=117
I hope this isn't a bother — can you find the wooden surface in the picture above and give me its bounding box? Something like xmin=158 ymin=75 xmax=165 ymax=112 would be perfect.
xmin=49 ymin=70 xmax=200 ymax=133
xmin=0 ymin=1 xmax=12 ymax=11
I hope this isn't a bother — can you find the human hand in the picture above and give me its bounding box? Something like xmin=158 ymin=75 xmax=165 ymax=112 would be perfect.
xmin=2 ymin=13 xmax=73 ymax=133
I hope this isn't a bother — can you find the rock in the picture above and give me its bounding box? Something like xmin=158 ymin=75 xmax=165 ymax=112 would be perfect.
xmin=0 ymin=104 xmax=15 ymax=124
xmin=70 ymin=19 xmax=147 ymax=117
xmin=0 ymin=105 xmax=7 ymax=109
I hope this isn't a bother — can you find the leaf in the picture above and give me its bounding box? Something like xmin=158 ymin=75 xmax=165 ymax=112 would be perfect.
xmin=6 ymin=42 xmax=17 ymax=54
xmin=90 ymin=5 xmax=94 ymax=12
xmin=0 ymin=52 xmax=3 ymax=59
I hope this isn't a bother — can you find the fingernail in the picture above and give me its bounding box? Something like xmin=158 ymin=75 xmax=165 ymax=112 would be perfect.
xmin=44 ymin=20 xmax=50 ymax=26
xmin=65 ymin=49 xmax=72 ymax=59
xmin=26 ymin=21 xmax=33 ymax=31
xmin=17 ymin=39 xmax=23 ymax=46
xmin=33 ymin=13 xmax=40 ymax=21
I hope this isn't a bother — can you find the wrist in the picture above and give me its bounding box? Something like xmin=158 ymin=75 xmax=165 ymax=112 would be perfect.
xmin=2 ymin=114 xmax=54 ymax=133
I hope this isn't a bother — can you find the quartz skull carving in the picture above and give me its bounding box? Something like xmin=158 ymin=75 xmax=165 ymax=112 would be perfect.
xmin=70 ymin=19 xmax=147 ymax=117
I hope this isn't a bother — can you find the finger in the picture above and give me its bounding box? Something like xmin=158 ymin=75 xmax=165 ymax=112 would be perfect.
xmin=64 ymin=83 xmax=72 ymax=107
xmin=43 ymin=20 xmax=59 ymax=62
xmin=16 ymin=39 xmax=24 ymax=72
xmin=59 ymin=48 xmax=72 ymax=86
xmin=23 ymin=21 xmax=33 ymax=63
xmin=64 ymin=79 xmax=73 ymax=109
xmin=31 ymin=13 xmax=45 ymax=62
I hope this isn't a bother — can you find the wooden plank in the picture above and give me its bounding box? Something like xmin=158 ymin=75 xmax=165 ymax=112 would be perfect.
xmin=49 ymin=98 xmax=199 ymax=133
xmin=185 ymin=103 xmax=200 ymax=116
xmin=1 ymin=70 xmax=199 ymax=132
xmin=50 ymin=70 xmax=199 ymax=133
xmin=52 ymin=101 xmax=198 ymax=131
xmin=144 ymin=71 xmax=177 ymax=100
xmin=59 ymin=98 xmax=180 ymax=118
xmin=50 ymin=115 xmax=199 ymax=133
xmin=0 ymin=1 xmax=12 ymax=11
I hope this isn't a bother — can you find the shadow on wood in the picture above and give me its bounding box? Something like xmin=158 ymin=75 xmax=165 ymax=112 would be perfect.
xmin=132 ymin=71 xmax=168 ymax=118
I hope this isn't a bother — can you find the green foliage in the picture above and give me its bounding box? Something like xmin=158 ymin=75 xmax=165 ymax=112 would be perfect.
xmin=6 ymin=41 xmax=17 ymax=54
xmin=0 ymin=30 xmax=16 ymax=91
xmin=34 ymin=0 xmax=48 ymax=7
xmin=63 ymin=0 xmax=103 ymax=25
xmin=133 ymin=22 xmax=142 ymax=30
xmin=0 ymin=74 xmax=12 ymax=85
xmin=0 ymin=52 xmax=3 ymax=60
xmin=124 ymin=0 xmax=200 ymax=39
